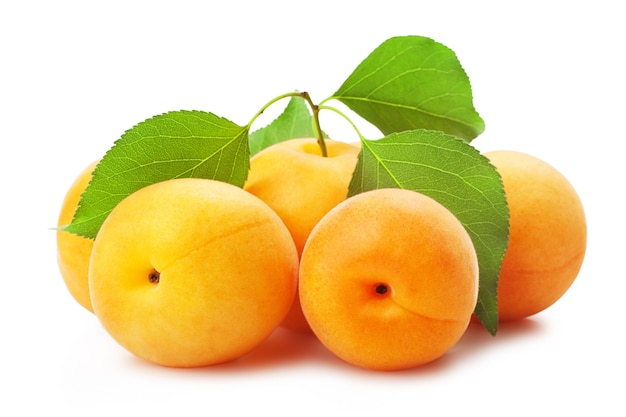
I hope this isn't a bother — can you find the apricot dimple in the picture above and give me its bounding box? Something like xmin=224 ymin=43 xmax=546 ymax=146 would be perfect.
xmin=375 ymin=283 xmax=389 ymax=295
xmin=148 ymin=270 xmax=160 ymax=284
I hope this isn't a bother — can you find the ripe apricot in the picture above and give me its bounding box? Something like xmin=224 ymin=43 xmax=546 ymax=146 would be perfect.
xmin=89 ymin=178 xmax=299 ymax=367
xmin=244 ymin=137 xmax=360 ymax=332
xmin=56 ymin=161 xmax=98 ymax=313
xmin=299 ymin=188 xmax=479 ymax=371
xmin=485 ymin=150 xmax=587 ymax=322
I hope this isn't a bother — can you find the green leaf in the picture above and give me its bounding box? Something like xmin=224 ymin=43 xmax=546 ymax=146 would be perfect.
xmin=249 ymin=96 xmax=325 ymax=156
xmin=331 ymin=35 xmax=485 ymax=141
xmin=62 ymin=110 xmax=250 ymax=239
xmin=349 ymin=130 xmax=509 ymax=334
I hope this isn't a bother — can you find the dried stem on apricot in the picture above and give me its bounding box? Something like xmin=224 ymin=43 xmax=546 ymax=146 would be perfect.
xmin=375 ymin=283 xmax=389 ymax=295
xmin=148 ymin=270 xmax=160 ymax=284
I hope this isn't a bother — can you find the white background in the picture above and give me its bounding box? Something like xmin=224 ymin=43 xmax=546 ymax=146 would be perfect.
xmin=2 ymin=1 xmax=624 ymax=415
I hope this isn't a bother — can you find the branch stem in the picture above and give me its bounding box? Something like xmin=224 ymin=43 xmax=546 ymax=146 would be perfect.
xmin=247 ymin=91 xmax=329 ymax=157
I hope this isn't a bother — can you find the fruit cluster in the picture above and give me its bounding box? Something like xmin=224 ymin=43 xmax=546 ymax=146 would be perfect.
xmin=56 ymin=137 xmax=586 ymax=371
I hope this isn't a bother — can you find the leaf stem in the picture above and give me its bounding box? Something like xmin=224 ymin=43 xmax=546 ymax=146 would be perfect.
xmin=247 ymin=91 xmax=304 ymax=129
xmin=318 ymin=104 xmax=366 ymax=142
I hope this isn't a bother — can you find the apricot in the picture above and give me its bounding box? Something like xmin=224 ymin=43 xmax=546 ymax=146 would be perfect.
xmin=56 ymin=161 xmax=98 ymax=313
xmin=484 ymin=150 xmax=587 ymax=322
xmin=88 ymin=178 xmax=299 ymax=367
xmin=299 ymin=188 xmax=479 ymax=371
xmin=244 ymin=137 xmax=360 ymax=332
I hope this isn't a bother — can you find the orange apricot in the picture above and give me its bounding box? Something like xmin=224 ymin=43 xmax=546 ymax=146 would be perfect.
xmin=299 ymin=188 xmax=479 ymax=371
xmin=244 ymin=138 xmax=360 ymax=332
xmin=89 ymin=178 xmax=299 ymax=367
xmin=485 ymin=150 xmax=587 ymax=322
xmin=56 ymin=161 xmax=98 ymax=313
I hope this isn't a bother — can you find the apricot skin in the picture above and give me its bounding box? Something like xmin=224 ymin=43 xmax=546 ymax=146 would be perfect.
xmin=299 ymin=188 xmax=479 ymax=371
xmin=89 ymin=178 xmax=299 ymax=367
xmin=485 ymin=150 xmax=587 ymax=322
xmin=244 ymin=138 xmax=360 ymax=332
xmin=56 ymin=161 xmax=98 ymax=313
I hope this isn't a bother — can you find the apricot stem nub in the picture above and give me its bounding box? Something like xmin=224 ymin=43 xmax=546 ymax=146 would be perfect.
xmin=148 ymin=270 xmax=160 ymax=284
xmin=375 ymin=283 xmax=389 ymax=295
